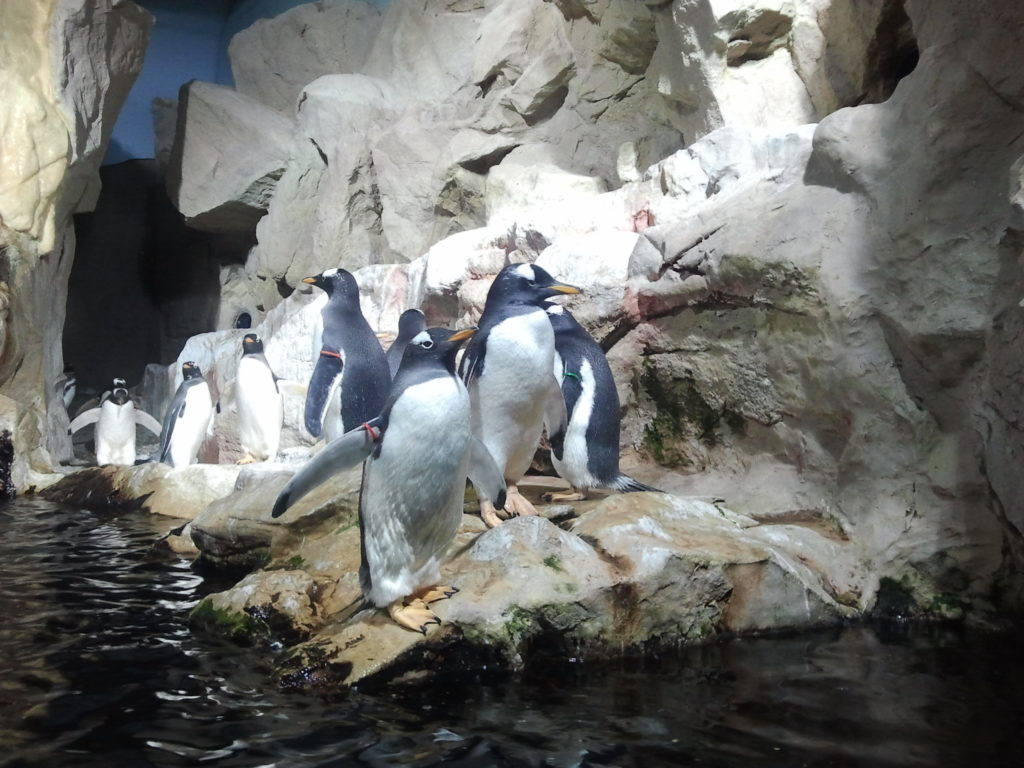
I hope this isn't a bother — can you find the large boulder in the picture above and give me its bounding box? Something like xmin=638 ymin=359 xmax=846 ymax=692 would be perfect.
xmin=165 ymin=81 xmax=295 ymax=234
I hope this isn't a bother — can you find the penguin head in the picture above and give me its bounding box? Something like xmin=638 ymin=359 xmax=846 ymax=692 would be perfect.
xmin=181 ymin=361 xmax=203 ymax=381
xmin=110 ymin=378 xmax=129 ymax=405
xmin=397 ymin=308 xmax=427 ymax=339
xmin=488 ymin=263 xmax=581 ymax=307
xmin=241 ymin=333 xmax=264 ymax=356
xmin=401 ymin=327 xmax=476 ymax=374
xmin=302 ymin=268 xmax=360 ymax=301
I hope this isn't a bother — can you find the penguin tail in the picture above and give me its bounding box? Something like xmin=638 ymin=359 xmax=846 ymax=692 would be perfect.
xmin=610 ymin=474 xmax=661 ymax=494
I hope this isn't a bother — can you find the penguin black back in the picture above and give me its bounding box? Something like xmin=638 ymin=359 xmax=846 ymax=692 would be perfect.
xmin=303 ymin=268 xmax=390 ymax=436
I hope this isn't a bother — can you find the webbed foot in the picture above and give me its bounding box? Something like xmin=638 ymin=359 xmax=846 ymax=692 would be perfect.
xmin=387 ymin=598 xmax=441 ymax=634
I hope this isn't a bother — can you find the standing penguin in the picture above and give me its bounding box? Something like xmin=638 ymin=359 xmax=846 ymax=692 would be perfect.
xmin=385 ymin=308 xmax=427 ymax=379
xmin=459 ymin=263 xmax=580 ymax=527
xmin=544 ymin=304 xmax=659 ymax=500
xmin=68 ymin=377 xmax=163 ymax=466
xmin=159 ymin=361 xmax=214 ymax=468
xmin=273 ymin=327 xmax=506 ymax=632
xmin=59 ymin=365 xmax=77 ymax=411
xmin=303 ymin=268 xmax=390 ymax=439
xmin=235 ymin=333 xmax=283 ymax=463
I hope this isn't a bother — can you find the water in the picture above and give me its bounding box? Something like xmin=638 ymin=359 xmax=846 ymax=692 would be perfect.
xmin=0 ymin=498 xmax=1022 ymax=768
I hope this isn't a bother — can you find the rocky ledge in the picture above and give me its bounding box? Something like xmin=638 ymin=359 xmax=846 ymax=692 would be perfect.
xmin=40 ymin=461 xmax=917 ymax=692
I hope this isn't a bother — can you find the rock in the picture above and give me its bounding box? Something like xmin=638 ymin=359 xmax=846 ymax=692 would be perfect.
xmin=40 ymin=461 xmax=242 ymax=519
xmin=228 ymin=0 xmax=385 ymax=113
xmin=166 ymin=81 xmax=295 ymax=234
xmin=0 ymin=0 xmax=150 ymax=489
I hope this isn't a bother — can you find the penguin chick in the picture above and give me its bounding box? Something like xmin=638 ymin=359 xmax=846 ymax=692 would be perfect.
xmin=303 ymin=268 xmax=390 ymax=439
xmin=459 ymin=263 xmax=580 ymax=527
xmin=272 ymin=327 xmax=506 ymax=633
xmin=236 ymin=333 xmax=283 ymax=463
xmin=159 ymin=361 xmax=214 ymax=468
xmin=386 ymin=308 xmax=427 ymax=379
xmin=543 ymin=304 xmax=660 ymax=501
xmin=68 ymin=377 xmax=162 ymax=466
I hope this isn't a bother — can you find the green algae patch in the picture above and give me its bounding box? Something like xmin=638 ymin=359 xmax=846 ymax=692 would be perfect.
xmin=189 ymin=598 xmax=268 ymax=644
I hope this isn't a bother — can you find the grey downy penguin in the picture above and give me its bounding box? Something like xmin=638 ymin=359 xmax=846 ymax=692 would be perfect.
xmin=68 ymin=377 xmax=162 ymax=466
xmin=543 ymin=304 xmax=659 ymax=500
xmin=458 ymin=263 xmax=580 ymax=527
xmin=385 ymin=308 xmax=427 ymax=379
xmin=235 ymin=333 xmax=283 ymax=463
xmin=303 ymin=268 xmax=391 ymax=439
xmin=272 ymin=327 xmax=506 ymax=633
xmin=158 ymin=361 xmax=214 ymax=468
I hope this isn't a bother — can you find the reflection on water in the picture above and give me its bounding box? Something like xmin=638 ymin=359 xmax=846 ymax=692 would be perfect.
xmin=0 ymin=498 xmax=1021 ymax=767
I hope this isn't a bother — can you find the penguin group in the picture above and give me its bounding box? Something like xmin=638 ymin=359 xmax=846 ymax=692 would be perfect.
xmin=70 ymin=261 xmax=657 ymax=634
xmin=271 ymin=262 xmax=659 ymax=632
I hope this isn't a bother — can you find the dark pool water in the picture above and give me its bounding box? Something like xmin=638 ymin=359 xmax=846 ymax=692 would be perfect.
xmin=1 ymin=498 xmax=1022 ymax=768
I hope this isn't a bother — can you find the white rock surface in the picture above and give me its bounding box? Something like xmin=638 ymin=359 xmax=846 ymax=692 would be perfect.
xmin=165 ymin=81 xmax=295 ymax=234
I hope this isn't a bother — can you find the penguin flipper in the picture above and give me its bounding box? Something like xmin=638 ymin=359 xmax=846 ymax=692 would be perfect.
xmin=271 ymin=418 xmax=382 ymax=518
xmin=304 ymin=351 xmax=344 ymax=438
xmin=68 ymin=408 xmax=100 ymax=434
xmin=468 ymin=436 xmax=507 ymax=510
xmin=543 ymin=375 xmax=568 ymax=461
xmin=134 ymin=409 xmax=163 ymax=437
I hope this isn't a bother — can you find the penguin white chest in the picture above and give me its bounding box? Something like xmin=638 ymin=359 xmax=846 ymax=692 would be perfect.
xmin=361 ymin=376 xmax=471 ymax=606
xmin=553 ymin=357 xmax=600 ymax=488
xmin=168 ymin=383 xmax=213 ymax=468
xmin=236 ymin=357 xmax=282 ymax=460
xmin=471 ymin=311 xmax=556 ymax=475
xmin=96 ymin=401 xmax=137 ymax=466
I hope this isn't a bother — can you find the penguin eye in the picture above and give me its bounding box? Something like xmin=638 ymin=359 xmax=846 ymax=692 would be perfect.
xmin=420 ymin=339 xmax=434 ymax=349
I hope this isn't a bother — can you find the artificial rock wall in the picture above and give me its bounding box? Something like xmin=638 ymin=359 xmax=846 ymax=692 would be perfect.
xmin=0 ymin=0 xmax=151 ymax=488
xmin=162 ymin=0 xmax=1024 ymax=618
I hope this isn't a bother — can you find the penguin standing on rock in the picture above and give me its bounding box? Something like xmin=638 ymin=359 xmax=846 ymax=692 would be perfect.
xmin=386 ymin=308 xmax=427 ymax=379
xmin=543 ymin=304 xmax=659 ymax=500
xmin=235 ymin=333 xmax=283 ymax=463
xmin=303 ymin=268 xmax=390 ymax=439
xmin=68 ymin=377 xmax=162 ymax=466
xmin=159 ymin=361 xmax=214 ymax=468
xmin=273 ymin=327 xmax=506 ymax=633
xmin=459 ymin=263 xmax=580 ymax=527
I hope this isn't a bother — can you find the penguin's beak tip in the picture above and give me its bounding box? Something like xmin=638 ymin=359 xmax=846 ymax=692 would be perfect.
xmin=551 ymin=284 xmax=582 ymax=295
xmin=301 ymin=276 xmax=317 ymax=285
xmin=448 ymin=327 xmax=477 ymax=343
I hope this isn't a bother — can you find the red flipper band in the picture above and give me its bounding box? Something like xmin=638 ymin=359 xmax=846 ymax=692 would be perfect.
xmin=362 ymin=422 xmax=379 ymax=441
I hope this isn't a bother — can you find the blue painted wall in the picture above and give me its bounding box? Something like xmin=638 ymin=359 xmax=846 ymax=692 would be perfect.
xmin=105 ymin=0 xmax=390 ymax=164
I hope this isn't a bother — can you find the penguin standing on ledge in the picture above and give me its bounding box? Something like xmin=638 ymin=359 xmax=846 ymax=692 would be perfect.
xmin=159 ymin=361 xmax=214 ymax=468
xmin=386 ymin=308 xmax=427 ymax=379
xmin=69 ymin=377 xmax=162 ymax=466
xmin=543 ymin=304 xmax=659 ymax=500
xmin=459 ymin=263 xmax=580 ymax=527
xmin=303 ymin=268 xmax=390 ymax=439
xmin=273 ymin=327 xmax=506 ymax=633
xmin=235 ymin=333 xmax=283 ymax=463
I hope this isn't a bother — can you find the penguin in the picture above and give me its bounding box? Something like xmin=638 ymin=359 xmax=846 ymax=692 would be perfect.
xmin=303 ymin=268 xmax=391 ymax=439
xmin=60 ymin=366 xmax=77 ymax=411
xmin=158 ymin=361 xmax=214 ymax=468
xmin=235 ymin=333 xmax=283 ymax=463
xmin=272 ymin=327 xmax=506 ymax=633
xmin=458 ymin=263 xmax=581 ymax=527
xmin=543 ymin=304 xmax=659 ymax=500
xmin=386 ymin=308 xmax=427 ymax=379
xmin=68 ymin=377 xmax=163 ymax=466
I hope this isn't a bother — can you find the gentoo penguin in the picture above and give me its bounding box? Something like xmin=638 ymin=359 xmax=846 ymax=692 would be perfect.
xmin=158 ymin=361 xmax=214 ymax=468
xmin=303 ymin=268 xmax=390 ymax=439
xmin=386 ymin=308 xmax=427 ymax=379
xmin=273 ymin=327 xmax=506 ymax=632
xmin=459 ymin=263 xmax=580 ymax=527
xmin=68 ymin=377 xmax=162 ymax=466
xmin=543 ymin=304 xmax=659 ymax=500
xmin=60 ymin=366 xmax=77 ymax=411
xmin=236 ymin=333 xmax=283 ymax=463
